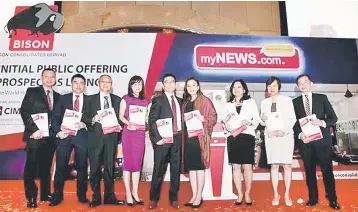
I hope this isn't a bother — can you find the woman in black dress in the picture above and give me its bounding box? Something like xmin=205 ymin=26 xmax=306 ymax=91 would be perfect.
xmin=181 ymin=77 xmax=217 ymax=208
xmin=224 ymin=79 xmax=261 ymax=206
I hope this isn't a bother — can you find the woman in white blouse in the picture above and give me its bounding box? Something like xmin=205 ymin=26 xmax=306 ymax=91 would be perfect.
xmin=224 ymin=79 xmax=261 ymax=206
xmin=260 ymin=76 xmax=296 ymax=207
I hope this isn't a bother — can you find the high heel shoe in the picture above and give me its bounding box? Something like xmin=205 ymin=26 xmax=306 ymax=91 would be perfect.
xmin=192 ymin=198 xmax=203 ymax=208
xmin=125 ymin=196 xmax=134 ymax=207
xmin=132 ymin=195 xmax=144 ymax=205
xmin=245 ymin=195 xmax=253 ymax=206
xmin=285 ymin=196 xmax=293 ymax=207
xmin=234 ymin=201 xmax=242 ymax=205
xmin=184 ymin=202 xmax=193 ymax=207
xmin=272 ymin=195 xmax=280 ymax=206
xmin=234 ymin=194 xmax=244 ymax=205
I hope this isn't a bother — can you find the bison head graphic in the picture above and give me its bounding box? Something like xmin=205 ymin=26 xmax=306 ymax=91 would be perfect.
xmin=4 ymin=3 xmax=64 ymax=38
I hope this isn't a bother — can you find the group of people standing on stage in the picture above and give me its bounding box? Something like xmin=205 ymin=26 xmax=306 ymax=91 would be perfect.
xmin=224 ymin=75 xmax=340 ymax=210
xmin=21 ymin=70 xmax=126 ymax=208
xmin=20 ymin=68 xmax=341 ymax=210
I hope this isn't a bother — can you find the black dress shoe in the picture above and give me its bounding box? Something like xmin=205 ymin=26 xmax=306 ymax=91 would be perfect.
xmin=40 ymin=194 xmax=52 ymax=202
xmin=78 ymin=197 xmax=89 ymax=203
xmin=132 ymin=195 xmax=144 ymax=205
xmin=306 ymin=199 xmax=318 ymax=206
xmin=27 ymin=199 xmax=37 ymax=208
xmin=170 ymin=201 xmax=180 ymax=209
xmin=49 ymin=198 xmax=62 ymax=207
xmin=104 ymin=198 xmax=125 ymax=205
xmin=329 ymin=201 xmax=341 ymax=210
xmin=148 ymin=201 xmax=158 ymax=210
xmin=89 ymin=200 xmax=101 ymax=208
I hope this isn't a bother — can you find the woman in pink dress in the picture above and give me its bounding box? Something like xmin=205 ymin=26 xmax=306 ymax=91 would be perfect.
xmin=119 ymin=75 xmax=147 ymax=206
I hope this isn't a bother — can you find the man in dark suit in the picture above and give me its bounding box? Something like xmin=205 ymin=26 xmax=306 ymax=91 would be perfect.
xmin=293 ymin=74 xmax=340 ymax=210
xmin=148 ymin=73 xmax=183 ymax=210
xmin=20 ymin=68 xmax=60 ymax=208
xmin=49 ymin=74 xmax=89 ymax=206
xmin=83 ymin=74 xmax=124 ymax=208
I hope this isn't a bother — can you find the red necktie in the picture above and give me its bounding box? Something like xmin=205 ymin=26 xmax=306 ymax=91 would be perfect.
xmin=47 ymin=90 xmax=52 ymax=110
xmin=171 ymin=95 xmax=178 ymax=132
xmin=74 ymin=95 xmax=80 ymax=112
xmin=305 ymin=94 xmax=310 ymax=116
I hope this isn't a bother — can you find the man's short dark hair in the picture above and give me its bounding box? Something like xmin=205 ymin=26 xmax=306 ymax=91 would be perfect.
xmin=161 ymin=73 xmax=176 ymax=83
xmin=71 ymin=74 xmax=86 ymax=83
xmin=41 ymin=68 xmax=56 ymax=76
xmin=296 ymin=74 xmax=312 ymax=85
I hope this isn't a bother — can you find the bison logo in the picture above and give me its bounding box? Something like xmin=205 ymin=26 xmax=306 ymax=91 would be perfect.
xmin=4 ymin=3 xmax=64 ymax=38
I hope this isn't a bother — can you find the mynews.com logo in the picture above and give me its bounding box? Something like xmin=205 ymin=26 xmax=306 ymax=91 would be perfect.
xmin=194 ymin=44 xmax=300 ymax=70
xmin=4 ymin=3 xmax=64 ymax=51
xmin=0 ymin=106 xmax=20 ymax=116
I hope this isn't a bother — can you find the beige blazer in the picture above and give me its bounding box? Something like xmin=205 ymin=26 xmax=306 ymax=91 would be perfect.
xmin=260 ymin=94 xmax=296 ymax=136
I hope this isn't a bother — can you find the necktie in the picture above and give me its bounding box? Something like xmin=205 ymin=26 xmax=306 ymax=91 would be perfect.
xmin=171 ymin=95 xmax=178 ymax=132
xmin=74 ymin=95 xmax=80 ymax=112
xmin=104 ymin=96 xmax=109 ymax=109
xmin=305 ymin=94 xmax=310 ymax=116
xmin=47 ymin=90 xmax=52 ymax=110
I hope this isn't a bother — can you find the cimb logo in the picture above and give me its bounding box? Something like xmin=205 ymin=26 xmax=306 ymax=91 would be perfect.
xmin=0 ymin=106 xmax=20 ymax=115
xmin=4 ymin=3 xmax=64 ymax=51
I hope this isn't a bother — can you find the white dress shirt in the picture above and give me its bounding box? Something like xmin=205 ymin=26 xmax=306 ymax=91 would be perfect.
xmin=100 ymin=92 xmax=112 ymax=110
xmin=43 ymin=86 xmax=53 ymax=109
xmin=301 ymin=92 xmax=326 ymax=128
xmin=164 ymin=92 xmax=182 ymax=131
xmin=73 ymin=93 xmax=84 ymax=112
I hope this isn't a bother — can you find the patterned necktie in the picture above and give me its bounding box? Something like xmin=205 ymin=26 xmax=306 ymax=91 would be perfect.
xmin=104 ymin=96 xmax=109 ymax=109
xmin=74 ymin=95 xmax=80 ymax=112
xmin=305 ymin=94 xmax=310 ymax=116
xmin=47 ymin=90 xmax=52 ymax=110
xmin=171 ymin=95 xmax=178 ymax=132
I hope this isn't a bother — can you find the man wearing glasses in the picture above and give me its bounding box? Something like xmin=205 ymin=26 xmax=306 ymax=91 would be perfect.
xmin=83 ymin=74 xmax=125 ymax=208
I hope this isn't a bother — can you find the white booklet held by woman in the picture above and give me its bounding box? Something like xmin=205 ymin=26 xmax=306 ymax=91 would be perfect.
xmin=128 ymin=105 xmax=146 ymax=131
xmin=156 ymin=118 xmax=173 ymax=143
xmin=60 ymin=109 xmax=82 ymax=136
xmin=184 ymin=110 xmax=204 ymax=138
xmin=31 ymin=113 xmax=49 ymax=137
xmin=265 ymin=112 xmax=284 ymax=133
xmin=223 ymin=112 xmax=247 ymax=137
xmin=97 ymin=108 xmax=122 ymax=135
xmin=299 ymin=114 xmax=323 ymax=143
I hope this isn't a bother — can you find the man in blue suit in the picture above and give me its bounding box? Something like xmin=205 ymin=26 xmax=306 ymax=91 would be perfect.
xmin=49 ymin=74 xmax=90 ymax=206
